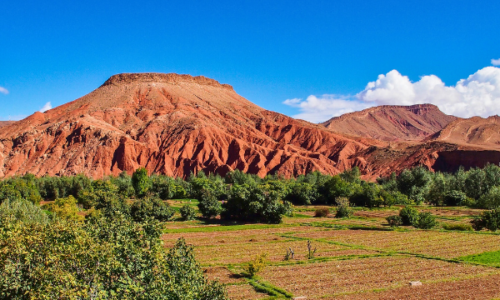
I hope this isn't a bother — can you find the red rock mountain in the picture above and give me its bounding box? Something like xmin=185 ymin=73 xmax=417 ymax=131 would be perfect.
xmin=1 ymin=73 xmax=499 ymax=180
xmin=322 ymin=104 xmax=457 ymax=141
xmin=0 ymin=73 xmax=376 ymax=178
xmin=426 ymin=116 xmax=500 ymax=150
xmin=0 ymin=121 xmax=14 ymax=128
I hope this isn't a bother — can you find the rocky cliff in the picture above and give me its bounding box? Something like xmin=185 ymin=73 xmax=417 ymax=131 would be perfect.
xmin=0 ymin=73 xmax=498 ymax=180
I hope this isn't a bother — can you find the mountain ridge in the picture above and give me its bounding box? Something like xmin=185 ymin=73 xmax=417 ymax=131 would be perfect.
xmin=1 ymin=73 xmax=499 ymax=180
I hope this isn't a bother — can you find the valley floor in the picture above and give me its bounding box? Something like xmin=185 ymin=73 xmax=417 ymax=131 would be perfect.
xmin=162 ymin=204 xmax=500 ymax=300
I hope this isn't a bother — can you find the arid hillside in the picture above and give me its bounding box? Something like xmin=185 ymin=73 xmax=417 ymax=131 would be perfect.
xmin=1 ymin=73 xmax=499 ymax=179
xmin=322 ymin=104 xmax=457 ymax=141
xmin=426 ymin=116 xmax=500 ymax=150
xmin=0 ymin=73 xmax=376 ymax=178
xmin=0 ymin=121 xmax=15 ymax=128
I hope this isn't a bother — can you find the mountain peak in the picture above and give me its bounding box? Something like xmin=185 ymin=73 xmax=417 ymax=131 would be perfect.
xmin=322 ymin=104 xmax=456 ymax=141
xmin=101 ymin=73 xmax=233 ymax=90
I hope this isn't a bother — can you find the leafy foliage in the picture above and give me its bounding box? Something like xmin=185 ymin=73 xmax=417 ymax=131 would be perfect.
xmin=399 ymin=206 xmax=420 ymax=226
xmin=471 ymin=208 xmax=500 ymax=231
xmin=222 ymin=184 xmax=292 ymax=224
xmin=442 ymin=223 xmax=473 ymax=231
xmin=132 ymin=167 xmax=151 ymax=198
xmin=386 ymin=215 xmax=403 ymax=227
xmin=314 ymin=207 xmax=330 ymax=217
xmin=130 ymin=197 xmax=175 ymax=222
xmin=180 ymin=204 xmax=197 ymax=221
xmin=335 ymin=197 xmax=353 ymax=218
xmin=45 ymin=195 xmax=84 ymax=222
xmin=414 ymin=212 xmax=437 ymax=229
xmin=0 ymin=206 xmax=228 ymax=300
xmin=198 ymin=189 xmax=223 ymax=219
xmin=243 ymin=253 xmax=268 ymax=277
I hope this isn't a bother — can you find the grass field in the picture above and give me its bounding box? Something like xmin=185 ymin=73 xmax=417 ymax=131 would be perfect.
xmin=162 ymin=205 xmax=500 ymax=299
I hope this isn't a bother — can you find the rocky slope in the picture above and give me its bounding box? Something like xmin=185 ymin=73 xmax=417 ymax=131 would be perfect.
xmin=0 ymin=121 xmax=15 ymax=128
xmin=0 ymin=73 xmax=375 ymax=178
xmin=322 ymin=104 xmax=457 ymax=141
xmin=1 ymin=73 xmax=499 ymax=180
xmin=426 ymin=116 xmax=500 ymax=150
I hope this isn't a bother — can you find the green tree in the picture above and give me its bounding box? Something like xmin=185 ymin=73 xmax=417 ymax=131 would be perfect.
xmin=132 ymin=167 xmax=152 ymax=198
xmin=399 ymin=206 xmax=420 ymax=226
xmin=130 ymin=197 xmax=175 ymax=222
xmin=180 ymin=204 xmax=197 ymax=221
xmin=198 ymin=189 xmax=223 ymax=219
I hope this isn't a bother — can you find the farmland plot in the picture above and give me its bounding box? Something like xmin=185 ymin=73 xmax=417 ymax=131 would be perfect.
xmin=292 ymin=229 xmax=500 ymax=258
xmin=259 ymin=256 xmax=500 ymax=299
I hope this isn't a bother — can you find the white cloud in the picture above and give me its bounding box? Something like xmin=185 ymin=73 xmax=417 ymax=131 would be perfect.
xmin=0 ymin=87 xmax=8 ymax=95
xmin=40 ymin=102 xmax=52 ymax=113
xmin=284 ymin=66 xmax=500 ymax=122
xmin=492 ymin=58 xmax=500 ymax=66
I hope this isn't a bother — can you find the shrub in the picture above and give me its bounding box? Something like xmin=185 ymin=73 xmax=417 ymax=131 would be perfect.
xmin=399 ymin=206 xmax=420 ymax=226
xmin=335 ymin=197 xmax=353 ymax=218
xmin=444 ymin=190 xmax=467 ymax=206
xmin=180 ymin=204 xmax=197 ymax=221
xmin=386 ymin=215 xmax=403 ymax=227
xmin=442 ymin=223 xmax=473 ymax=231
xmin=471 ymin=208 xmax=500 ymax=231
xmin=0 ymin=199 xmax=49 ymax=226
xmin=222 ymin=184 xmax=292 ymax=224
xmin=0 ymin=213 xmax=228 ymax=299
xmin=45 ymin=195 xmax=84 ymax=222
xmin=314 ymin=207 xmax=330 ymax=217
xmin=414 ymin=212 xmax=437 ymax=229
xmin=198 ymin=189 xmax=223 ymax=219
xmin=132 ymin=167 xmax=151 ymax=198
xmin=130 ymin=197 xmax=175 ymax=222
xmin=243 ymin=253 xmax=268 ymax=277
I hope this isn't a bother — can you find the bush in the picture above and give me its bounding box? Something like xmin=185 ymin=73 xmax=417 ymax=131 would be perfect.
xmin=399 ymin=206 xmax=420 ymax=226
xmin=335 ymin=197 xmax=353 ymax=218
xmin=132 ymin=167 xmax=151 ymax=198
xmin=45 ymin=195 xmax=84 ymax=222
xmin=222 ymin=184 xmax=292 ymax=224
xmin=386 ymin=215 xmax=403 ymax=227
xmin=414 ymin=212 xmax=437 ymax=229
xmin=0 ymin=213 xmax=228 ymax=299
xmin=314 ymin=207 xmax=330 ymax=217
xmin=0 ymin=199 xmax=49 ymax=226
xmin=471 ymin=208 xmax=500 ymax=231
xmin=444 ymin=190 xmax=467 ymax=206
xmin=180 ymin=204 xmax=197 ymax=221
xmin=198 ymin=189 xmax=223 ymax=219
xmin=130 ymin=197 xmax=175 ymax=222
xmin=442 ymin=223 xmax=473 ymax=231
xmin=243 ymin=253 xmax=268 ymax=277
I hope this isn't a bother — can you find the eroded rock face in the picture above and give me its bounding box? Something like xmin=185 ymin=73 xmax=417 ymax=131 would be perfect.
xmin=322 ymin=104 xmax=457 ymax=142
xmin=0 ymin=73 xmax=498 ymax=180
xmin=0 ymin=73 xmax=371 ymax=178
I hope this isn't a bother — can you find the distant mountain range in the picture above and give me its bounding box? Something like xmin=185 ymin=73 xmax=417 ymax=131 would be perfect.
xmin=1 ymin=73 xmax=499 ymax=179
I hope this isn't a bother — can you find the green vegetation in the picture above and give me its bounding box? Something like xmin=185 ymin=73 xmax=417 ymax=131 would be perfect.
xmin=442 ymin=223 xmax=473 ymax=231
xmin=3 ymin=164 xmax=500 ymax=298
xmin=386 ymin=215 xmax=403 ymax=227
xmin=180 ymin=203 xmax=197 ymax=220
xmin=243 ymin=253 xmax=268 ymax=277
xmin=399 ymin=206 xmax=420 ymax=225
xmin=314 ymin=207 xmax=330 ymax=217
xmin=460 ymin=250 xmax=500 ymax=266
xmin=0 ymin=208 xmax=228 ymax=299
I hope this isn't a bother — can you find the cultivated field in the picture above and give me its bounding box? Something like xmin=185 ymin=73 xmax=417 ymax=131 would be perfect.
xmin=162 ymin=205 xmax=500 ymax=299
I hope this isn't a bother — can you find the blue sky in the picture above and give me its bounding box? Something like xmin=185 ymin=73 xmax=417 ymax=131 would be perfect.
xmin=1 ymin=0 xmax=500 ymax=121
